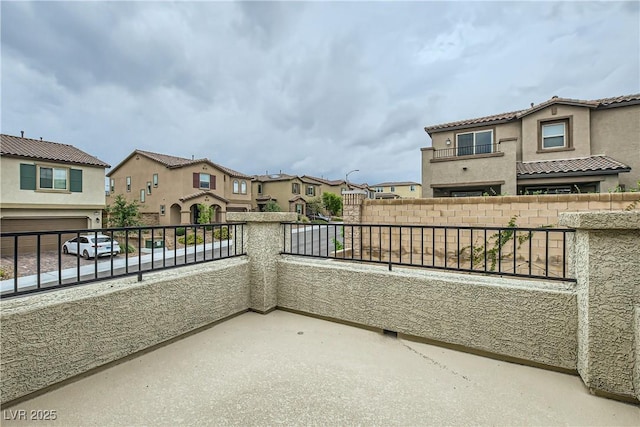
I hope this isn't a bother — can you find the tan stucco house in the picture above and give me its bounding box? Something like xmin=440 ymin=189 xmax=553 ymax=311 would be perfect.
xmin=106 ymin=150 xmax=252 ymax=225
xmin=252 ymin=173 xmax=321 ymax=215
xmin=252 ymin=173 xmax=364 ymax=215
xmin=371 ymin=181 xmax=422 ymax=199
xmin=0 ymin=133 xmax=110 ymax=234
xmin=421 ymin=94 xmax=639 ymax=197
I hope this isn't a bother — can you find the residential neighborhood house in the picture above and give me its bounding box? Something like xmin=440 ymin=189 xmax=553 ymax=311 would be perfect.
xmin=421 ymin=94 xmax=640 ymax=197
xmin=252 ymin=173 xmax=369 ymax=215
xmin=106 ymin=150 xmax=252 ymax=225
xmin=371 ymin=181 xmax=422 ymax=199
xmin=0 ymin=133 xmax=110 ymax=252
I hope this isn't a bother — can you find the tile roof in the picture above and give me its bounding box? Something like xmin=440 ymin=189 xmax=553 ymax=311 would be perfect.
xmin=516 ymin=156 xmax=631 ymax=176
xmin=134 ymin=150 xmax=252 ymax=178
xmin=425 ymin=94 xmax=640 ymax=134
xmin=252 ymin=173 xmax=298 ymax=182
xmin=301 ymin=175 xmax=345 ymax=186
xmin=1 ymin=134 xmax=110 ymax=167
xmin=179 ymin=190 xmax=229 ymax=204
xmin=371 ymin=181 xmax=421 ymax=187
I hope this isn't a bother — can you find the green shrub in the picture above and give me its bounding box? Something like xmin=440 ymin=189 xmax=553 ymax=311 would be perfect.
xmin=125 ymin=244 xmax=136 ymax=254
xmin=176 ymin=227 xmax=186 ymax=236
xmin=298 ymin=215 xmax=310 ymax=223
xmin=178 ymin=234 xmax=204 ymax=245
xmin=213 ymin=227 xmax=231 ymax=240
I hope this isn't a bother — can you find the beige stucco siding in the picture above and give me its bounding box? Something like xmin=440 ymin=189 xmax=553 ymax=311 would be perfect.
xmin=1 ymin=157 xmax=106 ymax=207
xmin=108 ymin=155 xmax=251 ymax=225
xmin=521 ymin=105 xmax=592 ymax=162
xmin=422 ymin=139 xmax=518 ymax=197
xmin=590 ymin=105 xmax=640 ymax=189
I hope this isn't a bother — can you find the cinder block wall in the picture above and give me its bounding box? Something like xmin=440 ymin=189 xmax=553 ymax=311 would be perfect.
xmin=277 ymin=257 xmax=578 ymax=371
xmin=0 ymin=259 xmax=250 ymax=404
xmin=360 ymin=193 xmax=639 ymax=227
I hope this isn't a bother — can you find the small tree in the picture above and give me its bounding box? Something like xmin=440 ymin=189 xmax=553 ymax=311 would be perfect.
xmin=322 ymin=192 xmax=342 ymax=216
xmin=264 ymin=200 xmax=282 ymax=212
xmin=105 ymin=194 xmax=141 ymax=228
xmin=306 ymin=196 xmax=324 ymax=216
xmin=197 ymin=203 xmax=213 ymax=224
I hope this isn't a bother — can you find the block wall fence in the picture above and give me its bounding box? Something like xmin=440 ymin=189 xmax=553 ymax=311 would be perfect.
xmin=351 ymin=193 xmax=639 ymax=227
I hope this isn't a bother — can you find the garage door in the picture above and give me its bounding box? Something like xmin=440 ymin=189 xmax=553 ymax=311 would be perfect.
xmin=1 ymin=217 xmax=89 ymax=255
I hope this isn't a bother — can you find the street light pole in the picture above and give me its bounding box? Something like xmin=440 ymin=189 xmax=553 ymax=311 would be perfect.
xmin=345 ymin=169 xmax=359 ymax=190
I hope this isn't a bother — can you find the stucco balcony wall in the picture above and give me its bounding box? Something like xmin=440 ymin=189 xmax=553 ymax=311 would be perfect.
xmin=0 ymin=258 xmax=250 ymax=404
xmin=277 ymin=257 xmax=578 ymax=371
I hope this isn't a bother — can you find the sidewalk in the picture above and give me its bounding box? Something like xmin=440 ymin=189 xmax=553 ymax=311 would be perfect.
xmin=0 ymin=239 xmax=235 ymax=294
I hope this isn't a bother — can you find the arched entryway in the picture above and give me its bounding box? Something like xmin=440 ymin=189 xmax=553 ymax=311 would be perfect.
xmin=170 ymin=203 xmax=182 ymax=225
xmin=210 ymin=204 xmax=222 ymax=223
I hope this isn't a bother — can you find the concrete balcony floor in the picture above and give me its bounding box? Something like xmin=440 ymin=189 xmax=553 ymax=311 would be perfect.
xmin=3 ymin=311 xmax=638 ymax=426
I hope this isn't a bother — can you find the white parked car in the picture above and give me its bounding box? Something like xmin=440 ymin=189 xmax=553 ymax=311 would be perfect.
xmin=62 ymin=234 xmax=121 ymax=259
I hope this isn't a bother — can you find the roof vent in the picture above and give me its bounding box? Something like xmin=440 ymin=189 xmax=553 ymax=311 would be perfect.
xmin=552 ymin=95 xmax=559 ymax=99
xmin=530 ymin=103 xmax=534 ymax=108
xmin=21 ymin=131 xmax=24 ymax=138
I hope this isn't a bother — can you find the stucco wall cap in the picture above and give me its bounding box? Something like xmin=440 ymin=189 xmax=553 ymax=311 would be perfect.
xmin=227 ymin=212 xmax=298 ymax=223
xmin=559 ymin=211 xmax=640 ymax=229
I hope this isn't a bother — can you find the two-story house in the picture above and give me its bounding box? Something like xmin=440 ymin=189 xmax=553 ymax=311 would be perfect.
xmin=421 ymin=94 xmax=639 ymax=197
xmin=371 ymin=181 xmax=422 ymax=199
xmin=106 ymin=150 xmax=252 ymax=225
xmin=1 ymin=133 xmax=110 ymax=252
xmin=252 ymin=173 xmax=321 ymax=215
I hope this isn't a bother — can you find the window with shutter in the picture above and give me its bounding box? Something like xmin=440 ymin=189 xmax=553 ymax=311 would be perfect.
xmin=70 ymin=169 xmax=83 ymax=192
xmin=20 ymin=164 xmax=37 ymax=190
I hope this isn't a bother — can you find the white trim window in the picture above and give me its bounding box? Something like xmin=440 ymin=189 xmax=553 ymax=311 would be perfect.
xmin=40 ymin=167 xmax=67 ymax=190
xmin=456 ymin=130 xmax=493 ymax=156
xmin=542 ymin=122 xmax=566 ymax=149
xmin=233 ymin=180 xmax=239 ymax=194
xmin=241 ymin=180 xmax=247 ymax=194
xmin=140 ymin=189 xmax=145 ymax=203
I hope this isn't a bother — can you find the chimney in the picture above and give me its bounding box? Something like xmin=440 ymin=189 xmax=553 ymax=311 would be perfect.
xmin=21 ymin=131 xmax=24 ymax=138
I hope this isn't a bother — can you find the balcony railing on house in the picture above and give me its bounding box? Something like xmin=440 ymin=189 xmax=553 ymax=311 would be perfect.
xmin=282 ymin=223 xmax=575 ymax=282
xmin=433 ymin=143 xmax=501 ymax=159
xmin=0 ymin=223 xmax=246 ymax=298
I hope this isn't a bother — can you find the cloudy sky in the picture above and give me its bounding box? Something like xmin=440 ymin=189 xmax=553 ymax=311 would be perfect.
xmin=2 ymin=1 xmax=638 ymax=185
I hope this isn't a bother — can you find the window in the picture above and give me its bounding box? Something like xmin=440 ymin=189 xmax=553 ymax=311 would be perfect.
xmin=292 ymin=183 xmax=300 ymax=194
xmin=110 ymin=179 xmax=115 ymax=193
xmin=410 ymin=185 xmax=416 ymax=192
xmin=147 ymin=182 xmax=152 ymax=195
xmin=375 ymin=187 xmax=383 ymax=193
xmin=153 ymin=174 xmax=158 ymax=187
xmin=233 ymin=180 xmax=239 ymax=194
xmin=126 ymin=176 xmax=131 ymax=192
xmin=241 ymin=180 xmax=247 ymax=194
xmin=390 ymin=186 xmax=396 ymax=192
xmin=40 ymin=167 xmax=67 ymax=190
xmin=296 ymin=204 xmax=303 ymax=214
xmin=456 ymin=130 xmax=493 ymax=156
xmin=19 ymin=164 xmax=82 ymax=192
xmin=306 ymin=186 xmax=315 ymax=196
xmin=160 ymin=205 xmax=166 ymax=215
xmin=257 ymin=184 xmax=263 ymax=194
xmin=140 ymin=189 xmax=145 ymax=203
xmin=193 ymin=173 xmax=214 ymax=189
xmin=542 ymin=122 xmax=566 ymax=149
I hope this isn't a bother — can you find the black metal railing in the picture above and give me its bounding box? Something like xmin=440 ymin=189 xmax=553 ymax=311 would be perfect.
xmin=0 ymin=223 xmax=246 ymax=298
xmin=281 ymin=223 xmax=575 ymax=282
xmin=433 ymin=143 xmax=500 ymax=159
